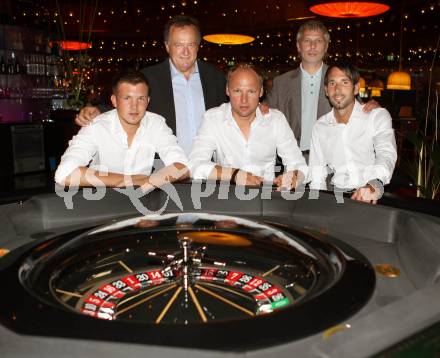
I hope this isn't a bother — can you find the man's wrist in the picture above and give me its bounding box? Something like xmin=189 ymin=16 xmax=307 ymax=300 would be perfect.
xmin=367 ymin=179 xmax=384 ymax=189
xmin=230 ymin=168 xmax=240 ymax=184
xmin=366 ymin=179 xmax=384 ymax=198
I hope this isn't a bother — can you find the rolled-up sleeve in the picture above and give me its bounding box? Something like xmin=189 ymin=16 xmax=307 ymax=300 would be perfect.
xmin=188 ymin=115 xmax=218 ymax=180
xmin=364 ymin=109 xmax=397 ymax=185
xmin=54 ymin=125 xmax=97 ymax=184
xmin=308 ymin=125 xmax=328 ymax=190
xmin=275 ymin=113 xmax=308 ymax=177
xmin=152 ymin=117 xmax=188 ymax=167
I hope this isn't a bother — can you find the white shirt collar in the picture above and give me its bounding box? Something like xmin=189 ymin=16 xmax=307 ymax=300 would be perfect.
xmin=110 ymin=109 xmax=148 ymax=138
xmin=329 ymin=100 xmax=363 ymax=125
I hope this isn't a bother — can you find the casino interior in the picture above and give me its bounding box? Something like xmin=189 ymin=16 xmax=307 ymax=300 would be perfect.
xmin=1 ymin=0 xmax=440 ymax=357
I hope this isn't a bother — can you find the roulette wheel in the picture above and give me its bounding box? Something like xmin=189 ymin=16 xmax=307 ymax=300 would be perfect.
xmin=1 ymin=213 xmax=374 ymax=350
xmin=0 ymin=183 xmax=440 ymax=357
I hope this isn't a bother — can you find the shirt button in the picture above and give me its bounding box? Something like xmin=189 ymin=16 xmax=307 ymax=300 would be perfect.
xmin=311 ymin=83 xmax=314 ymax=86
xmin=310 ymin=91 xmax=314 ymax=94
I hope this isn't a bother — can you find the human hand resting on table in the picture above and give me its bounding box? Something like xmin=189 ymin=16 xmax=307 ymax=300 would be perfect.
xmin=273 ymin=170 xmax=305 ymax=191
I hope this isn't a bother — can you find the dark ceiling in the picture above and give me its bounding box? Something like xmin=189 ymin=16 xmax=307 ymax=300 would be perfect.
xmin=2 ymin=0 xmax=439 ymax=74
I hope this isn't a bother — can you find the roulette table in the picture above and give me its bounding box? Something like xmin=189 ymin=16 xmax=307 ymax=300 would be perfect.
xmin=0 ymin=182 xmax=440 ymax=357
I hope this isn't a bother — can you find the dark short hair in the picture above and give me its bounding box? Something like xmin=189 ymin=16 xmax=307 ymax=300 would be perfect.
xmin=324 ymin=62 xmax=360 ymax=86
xmin=227 ymin=62 xmax=263 ymax=87
xmin=111 ymin=69 xmax=149 ymax=94
xmin=163 ymin=15 xmax=201 ymax=43
xmin=297 ymin=19 xmax=330 ymax=43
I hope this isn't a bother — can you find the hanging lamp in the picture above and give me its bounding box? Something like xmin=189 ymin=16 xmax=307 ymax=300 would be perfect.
xmin=51 ymin=41 xmax=92 ymax=51
xmin=309 ymin=1 xmax=390 ymax=18
xmin=387 ymin=9 xmax=411 ymax=90
xmin=369 ymin=79 xmax=384 ymax=97
xmin=359 ymin=76 xmax=366 ymax=91
xmin=203 ymin=34 xmax=254 ymax=45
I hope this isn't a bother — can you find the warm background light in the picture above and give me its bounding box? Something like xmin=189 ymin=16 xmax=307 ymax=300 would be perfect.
xmin=358 ymin=76 xmax=367 ymax=97
xmin=369 ymin=79 xmax=385 ymax=97
xmin=371 ymin=88 xmax=382 ymax=97
xmin=310 ymin=1 xmax=390 ymax=18
xmin=51 ymin=41 xmax=92 ymax=51
xmin=387 ymin=70 xmax=411 ymax=90
xmin=203 ymin=34 xmax=255 ymax=45
xmin=358 ymin=76 xmax=366 ymax=91
xmin=369 ymin=79 xmax=385 ymax=90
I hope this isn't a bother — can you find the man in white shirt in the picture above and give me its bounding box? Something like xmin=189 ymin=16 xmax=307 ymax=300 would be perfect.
xmin=189 ymin=63 xmax=307 ymax=190
xmin=55 ymin=69 xmax=188 ymax=189
xmin=308 ymin=62 xmax=397 ymax=204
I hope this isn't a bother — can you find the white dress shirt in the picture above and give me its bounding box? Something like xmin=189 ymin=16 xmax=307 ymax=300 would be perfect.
xmin=55 ymin=109 xmax=188 ymax=184
xmin=308 ymin=101 xmax=397 ymax=190
xmin=300 ymin=62 xmax=322 ymax=151
xmin=170 ymin=60 xmax=206 ymax=156
xmin=189 ymin=103 xmax=307 ymax=181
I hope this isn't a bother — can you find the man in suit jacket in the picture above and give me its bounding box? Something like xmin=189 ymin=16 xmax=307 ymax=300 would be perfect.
xmin=268 ymin=64 xmax=331 ymax=149
xmin=75 ymin=15 xmax=226 ymax=155
xmin=143 ymin=59 xmax=226 ymax=137
xmin=268 ymin=20 xmax=377 ymax=154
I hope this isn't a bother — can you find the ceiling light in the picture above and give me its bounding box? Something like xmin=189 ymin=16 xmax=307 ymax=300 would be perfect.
xmin=358 ymin=76 xmax=366 ymax=91
xmin=203 ymin=34 xmax=254 ymax=45
xmin=287 ymin=16 xmax=316 ymax=21
xmin=51 ymin=41 xmax=92 ymax=51
xmin=387 ymin=71 xmax=411 ymax=90
xmin=309 ymin=1 xmax=390 ymax=18
xmin=369 ymin=79 xmax=385 ymax=90
xmin=387 ymin=11 xmax=411 ymax=90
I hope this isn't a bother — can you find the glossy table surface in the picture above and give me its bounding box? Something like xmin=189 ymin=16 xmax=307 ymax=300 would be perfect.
xmin=1 ymin=183 xmax=440 ymax=357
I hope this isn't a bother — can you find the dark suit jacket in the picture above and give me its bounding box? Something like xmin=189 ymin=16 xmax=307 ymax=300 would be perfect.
xmin=268 ymin=64 xmax=331 ymax=142
xmin=142 ymin=59 xmax=227 ymax=134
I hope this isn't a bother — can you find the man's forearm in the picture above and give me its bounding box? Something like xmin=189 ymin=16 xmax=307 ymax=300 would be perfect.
xmin=207 ymin=166 xmax=263 ymax=187
xmin=62 ymin=163 xmax=188 ymax=189
xmin=147 ymin=162 xmax=189 ymax=189
xmin=208 ymin=165 xmax=237 ymax=182
xmin=62 ymin=167 xmax=148 ymax=187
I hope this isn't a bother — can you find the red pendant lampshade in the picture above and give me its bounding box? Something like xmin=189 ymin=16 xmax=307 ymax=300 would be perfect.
xmin=309 ymin=1 xmax=390 ymax=18
xmin=51 ymin=41 xmax=92 ymax=51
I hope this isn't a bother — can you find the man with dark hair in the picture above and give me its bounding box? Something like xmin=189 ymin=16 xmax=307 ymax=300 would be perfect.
xmin=268 ymin=20 xmax=378 ymax=156
xmin=308 ymin=62 xmax=397 ymax=204
xmin=55 ymin=69 xmax=188 ymax=188
xmin=75 ymin=15 xmax=226 ymax=156
xmin=110 ymin=69 xmax=151 ymax=94
xmin=189 ymin=63 xmax=307 ymax=190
